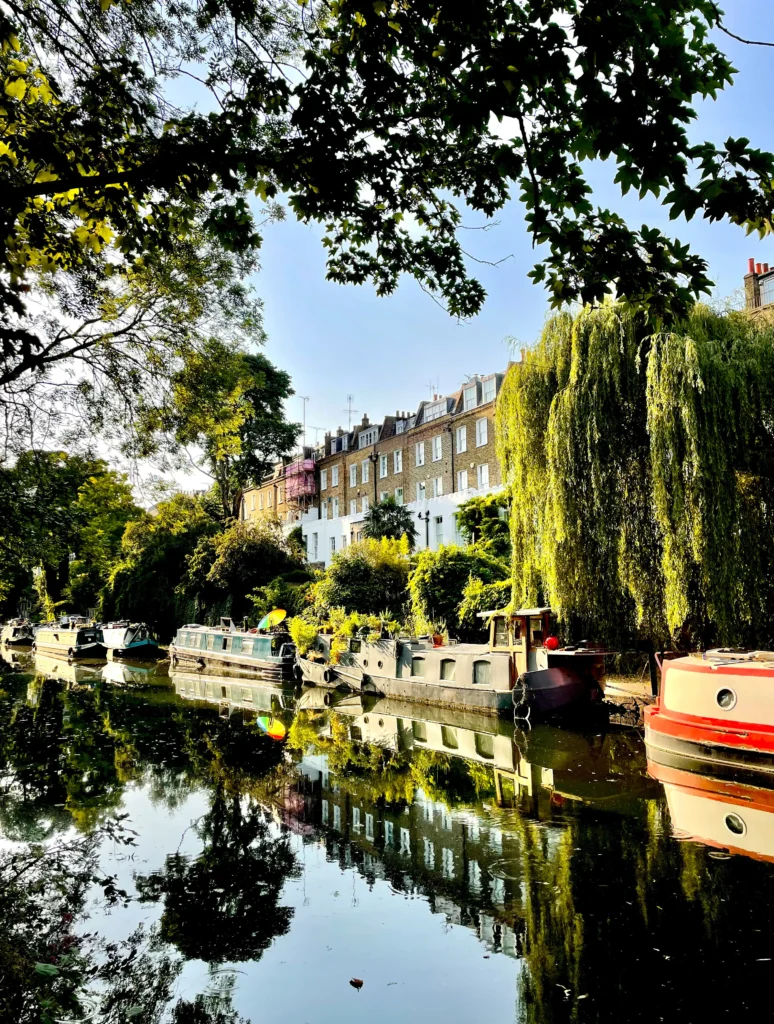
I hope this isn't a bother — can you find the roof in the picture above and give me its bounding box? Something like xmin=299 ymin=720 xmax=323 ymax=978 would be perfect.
xmin=476 ymin=606 xmax=551 ymax=618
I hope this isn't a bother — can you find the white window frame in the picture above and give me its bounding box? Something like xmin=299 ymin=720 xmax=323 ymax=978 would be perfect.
xmin=482 ymin=377 xmax=496 ymax=404
xmin=379 ymin=453 xmax=388 ymax=478
xmin=330 ymin=536 xmax=336 ymax=554
xmin=415 ymin=441 xmax=425 ymax=467
xmin=416 ymin=481 xmax=426 ymax=501
xmin=250 ymin=492 xmax=255 ymax=511
xmin=434 ymin=515 xmax=444 ymax=547
xmin=361 ymin=496 xmax=368 ymax=513
xmin=349 ymin=464 xmax=357 ymax=487
xmin=321 ymin=502 xmax=328 ymax=520
xmin=332 ymin=496 xmax=339 ymax=517
xmin=395 ymin=487 xmax=404 ymax=505
xmin=361 ymin=459 xmax=370 ymax=483
xmin=380 ymin=490 xmax=389 ymax=502
xmin=477 ymin=463 xmax=490 ymax=489
xmin=464 ymin=385 xmax=478 ymax=410
xmin=311 ymin=533 xmax=318 ymax=560
xmin=320 ymin=468 xmax=328 ymax=490
xmin=431 ymin=435 xmax=442 ymax=462
xmin=456 ymin=425 xmax=467 ymax=454
xmin=331 ymin=464 xmax=339 ymax=486
xmin=350 ymin=498 xmax=357 ymax=516
xmin=259 ymin=493 xmax=264 ymax=510
xmin=394 ymin=449 xmax=403 ymax=473
xmin=476 ymin=417 xmax=488 ymax=447
xmin=433 ymin=476 xmax=443 ymax=497
xmin=457 ymin=469 xmax=468 ymax=492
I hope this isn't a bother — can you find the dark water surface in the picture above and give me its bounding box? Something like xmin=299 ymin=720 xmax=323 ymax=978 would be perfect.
xmin=2 ymin=653 xmax=774 ymax=1023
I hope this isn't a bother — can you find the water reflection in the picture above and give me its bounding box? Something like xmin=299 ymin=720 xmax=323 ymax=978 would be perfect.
xmin=2 ymin=661 xmax=774 ymax=1022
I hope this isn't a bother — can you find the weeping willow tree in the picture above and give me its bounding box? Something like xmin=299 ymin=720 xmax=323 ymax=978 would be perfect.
xmin=496 ymin=304 xmax=774 ymax=649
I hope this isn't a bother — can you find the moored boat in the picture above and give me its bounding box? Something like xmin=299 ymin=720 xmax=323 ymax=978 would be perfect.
xmin=644 ymin=649 xmax=774 ymax=777
xmin=1 ymin=619 xmax=34 ymax=647
xmin=295 ymin=607 xmax=608 ymax=717
xmin=101 ymin=621 xmax=160 ymax=660
xmin=33 ymin=623 xmax=105 ymax=660
xmin=169 ymin=618 xmax=295 ymax=679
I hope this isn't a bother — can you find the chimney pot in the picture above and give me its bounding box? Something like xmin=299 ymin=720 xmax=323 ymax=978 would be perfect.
xmin=766 ymin=264 xmax=770 ymax=273
xmin=749 ymin=257 xmax=756 ymax=274
xmin=757 ymin=263 xmax=763 ymax=274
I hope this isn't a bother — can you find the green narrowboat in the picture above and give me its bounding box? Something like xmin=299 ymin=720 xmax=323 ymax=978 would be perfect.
xmin=169 ymin=618 xmax=295 ymax=680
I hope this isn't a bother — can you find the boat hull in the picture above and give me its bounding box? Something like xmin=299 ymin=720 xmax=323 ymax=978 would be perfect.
xmin=105 ymin=639 xmax=160 ymax=661
xmin=513 ymin=666 xmax=604 ymax=716
xmin=3 ymin=635 xmax=33 ymax=647
xmin=33 ymin=640 xmax=106 ymax=659
xmin=170 ymin=644 xmax=294 ymax=680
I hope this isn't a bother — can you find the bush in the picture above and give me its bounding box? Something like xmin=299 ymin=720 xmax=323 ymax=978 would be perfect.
xmin=408 ymin=544 xmax=509 ymax=639
xmin=251 ymin=574 xmax=313 ymax=621
xmin=288 ymin=617 xmax=319 ymax=656
xmin=457 ymin=578 xmax=513 ymax=635
xmin=311 ymin=537 xmax=411 ymax=616
xmin=455 ymin=492 xmax=511 ymax=559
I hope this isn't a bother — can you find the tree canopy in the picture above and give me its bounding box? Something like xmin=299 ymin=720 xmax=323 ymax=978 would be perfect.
xmin=496 ymin=302 xmax=774 ymax=649
xmin=362 ymin=496 xmax=418 ymax=546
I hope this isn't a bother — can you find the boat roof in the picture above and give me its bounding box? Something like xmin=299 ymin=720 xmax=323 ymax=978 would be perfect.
xmin=476 ymin=606 xmax=551 ymax=618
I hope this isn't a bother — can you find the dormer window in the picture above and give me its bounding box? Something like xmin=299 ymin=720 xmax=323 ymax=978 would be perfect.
xmin=464 ymin=385 xmax=478 ymax=410
xmin=424 ymin=399 xmax=446 ymax=423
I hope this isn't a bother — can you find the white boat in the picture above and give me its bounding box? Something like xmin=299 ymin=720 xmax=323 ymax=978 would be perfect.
xmin=101 ymin=621 xmax=160 ymax=660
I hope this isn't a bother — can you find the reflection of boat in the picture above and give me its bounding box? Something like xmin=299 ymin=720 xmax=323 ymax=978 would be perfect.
xmin=33 ymin=653 xmax=104 ymax=686
xmin=170 ymin=669 xmax=297 ymax=714
xmin=0 ymin=646 xmax=30 ymax=670
xmin=101 ymin=660 xmax=157 ymax=686
xmin=649 ymin=758 xmax=774 ymax=863
xmin=101 ymin=622 xmax=160 ymax=659
xmin=33 ymin=624 xmax=105 ymax=659
xmin=1 ymin=619 xmax=33 ymax=647
xmin=645 ymin=650 xmax=774 ymax=776
xmin=170 ymin=618 xmax=295 ymax=678
xmin=296 ymin=608 xmax=608 ymax=716
xmin=512 ymin=723 xmax=660 ymax=811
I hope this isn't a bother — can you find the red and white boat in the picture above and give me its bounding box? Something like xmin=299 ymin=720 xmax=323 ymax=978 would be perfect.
xmin=644 ymin=650 xmax=774 ymax=777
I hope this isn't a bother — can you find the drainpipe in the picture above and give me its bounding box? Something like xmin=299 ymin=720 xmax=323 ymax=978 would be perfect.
xmin=446 ymin=425 xmax=454 ymax=491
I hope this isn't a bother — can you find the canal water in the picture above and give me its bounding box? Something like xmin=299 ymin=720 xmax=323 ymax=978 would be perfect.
xmin=2 ymin=653 xmax=774 ymax=1023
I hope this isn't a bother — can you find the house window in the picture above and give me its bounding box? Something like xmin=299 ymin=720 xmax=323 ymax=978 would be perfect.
xmin=457 ymin=469 xmax=468 ymax=492
xmin=416 ymin=481 xmax=426 ymax=501
xmin=452 ymin=513 xmax=464 ymax=545
xmin=424 ymin=398 xmax=446 ymax=422
xmin=394 ymin=449 xmax=403 ymax=473
xmin=277 ymin=485 xmax=283 ymax=505
xmin=456 ymin=425 xmax=467 ymax=454
xmin=259 ymin=493 xmax=264 ymax=510
xmin=395 ymin=487 xmax=404 ymax=505
xmin=331 ymin=464 xmax=339 ymax=486
xmin=359 ymin=427 xmax=378 ymax=449
xmin=250 ymin=492 xmax=255 ymax=511
xmin=330 ymin=536 xmax=336 ymax=554
xmin=320 ymin=469 xmax=328 ymax=490
xmin=361 ymin=459 xmax=370 ymax=483
xmin=477 ymin=463 xmax=490 ymax=489
xmin=432 ymin=477 xmax=443 ymax=498
xmin=440 ymin=658 xmax=456 ymax=680
xmin=464 ymin=384 xmax=478 ymax=410
xmin=411 ymin=657 xmax=426 ymax=677
xmin=267 ymin=490 xmax=273 ymax=506
xmin=310 ymin=533 xmax=318 ymax=560
xmin=442 ymin=847 xmax=455 ymax=879
xmin=350 ymin=464 xmax=357 ymax=487
xmin=361 ymin=496 xmax=368 ymax=513
xmin=384 ymin=820 xmax=394 ymax=846
xmin=332 ymin=496 xmax=339 ymax=517
xmin=341 ymin=535 xmax=347 ymax=548
xmin=379 ymin=454 xmax=388 ymax=478
xmin=380 ymin=490 xmax=389 ymax=502
xmin=350 ymin=499 xmax=357 ymax=516
xmin=400 ymin=827 xmax=411 ymax=854
xmin=434 ymin=515 xmax=443 ymax=546
xmin=415 ymin=441 xmax=425 ymax=467
xmin=476 ymin=417 xmax=488 ymax=447
xmin=483 ymin=376 xmax=496 ymax=404
xmin=473 ymin=660 xmax=491 ymax=685
xmin=431 ymin=435 xmax=442 ymax=462
xmin=321 ymin=503 xmax=328 ymax=520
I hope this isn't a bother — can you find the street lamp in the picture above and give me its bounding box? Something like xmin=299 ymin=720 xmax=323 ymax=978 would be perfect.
xmin=417 ymin=509 xmax=431 ymax=549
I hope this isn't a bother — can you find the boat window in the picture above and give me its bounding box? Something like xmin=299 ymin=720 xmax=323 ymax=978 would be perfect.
xmin=411 ymin=657 xmax=426 ymax=677
xmin=350 ymin=726 xmax=363 ymax=741
xmin=441 ymin=726 xmax=459 ymax=749
xmin=220 ymin=685 xmax=227 ymax=698
xmin=494 ymin=618 xmax=509 ymax=647
xmin=440 ymin=659 xmax=456 ymax=681
xmin=510 ymin=619 xmax=522 ymax=643
xmin=207 ymin=634 xmax=214 ymax=650
xmin=474 ymin=733 xmax=495 ymax=759
xmin=350 ymin=639 xmax=362 ymax=653
xmin=412 ymin=721 xmax=427 ymax=743
xmin=241 ymin=687 xmax=253 ymax=702
xmin=221 ymin=637 xmax=231 ymax=651
xmin=530 ymin=617 xmax=544 ymax=645
xmin=473 ymin=660 xmax=491 ymax=685
xmin=242 ymin=639 xmax=253 ymax=655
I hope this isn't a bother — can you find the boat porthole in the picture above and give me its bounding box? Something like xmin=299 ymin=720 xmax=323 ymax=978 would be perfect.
xmin=378 ymin=718 xmax=384 ymax=727
xmin=363 ymin=715 xmax=369 ymax=724
xmin=724 ymin=813 xmax=746 ymax=836
xmin=377 ymin=660 xmax=383 ymax=669
xmin=363 ymin=659 xmax=368 ymax=667
xmin=716 ymin=688 xmax=737 ymax=710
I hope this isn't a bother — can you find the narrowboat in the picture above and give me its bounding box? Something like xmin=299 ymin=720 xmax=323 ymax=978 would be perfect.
xmin=1 ymin=619 xmax=33 ymax=647
xmin=648 ymin=758 xmax=774 ymax=864
xmin=169 ymin=618 xmax=295 ymax=679
xmin=170 ymin=667 xmax=296 ymax=714
xmin=644 ymin=650 xmax=774 ymax=778
xmin=101 ymin=621 xmax=160 ymax=660
xmin=295 ymin=607 xmax=608 ymax=716
xmin=33 ymin=623 xmax=105 ymax=659
xmin=33 ymin=652 xmax=103 ymax=686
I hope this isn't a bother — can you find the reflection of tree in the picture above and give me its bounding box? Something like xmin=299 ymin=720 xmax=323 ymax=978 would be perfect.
xmin=137 ymin=786 xmax=298 ymax=963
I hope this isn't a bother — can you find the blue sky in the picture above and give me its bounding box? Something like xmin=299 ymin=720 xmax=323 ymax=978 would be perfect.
xmin=235 ymin=2 xmax=774 ymax=448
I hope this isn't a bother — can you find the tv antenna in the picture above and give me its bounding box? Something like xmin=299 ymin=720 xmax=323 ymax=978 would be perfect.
xmin=344 ymin=394 xmax=357 ymax=430
xmin=424 ymin=379 xmax=441 ymax=399
xmin=298 ymin=395 xmax=310 ymax=451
